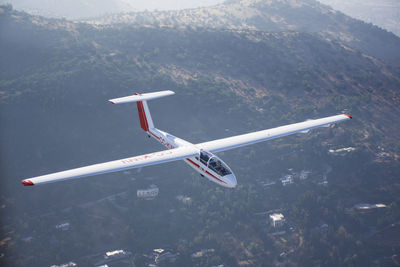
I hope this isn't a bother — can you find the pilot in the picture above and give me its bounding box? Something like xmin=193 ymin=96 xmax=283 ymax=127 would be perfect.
xmin=215 ymin=161 xmax=224 ymax=174
xmin=200 ymin=152 xmax=209 ymax=164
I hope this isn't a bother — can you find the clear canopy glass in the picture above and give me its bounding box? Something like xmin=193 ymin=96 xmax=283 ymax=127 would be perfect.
xmin=199 ymin=150 xmax=232 ymax=176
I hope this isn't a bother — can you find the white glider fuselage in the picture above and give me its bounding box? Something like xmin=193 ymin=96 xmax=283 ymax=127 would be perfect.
xmin=147 ymin=128 xmax=237 ymax=188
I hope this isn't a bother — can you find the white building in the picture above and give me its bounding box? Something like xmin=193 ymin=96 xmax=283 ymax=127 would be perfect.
xmin=50 ymin=262 xmax=77 ymax=267
xmin=281 ymin=175 xmax=294 ymax=186
xmin=269 ymin=213 xmax=285 ymax=228
xmin=328 ymin=147 xmax=356 ymax=156
xmin=55 ymin=222 xmax=70 ymax=231
xmin=354 ymin=203 xmax=387 ymax=210
xmin=105 ymin=250 xmax=126 ymax=258
xmin=137 ymin=184 xmax=159 ymax=199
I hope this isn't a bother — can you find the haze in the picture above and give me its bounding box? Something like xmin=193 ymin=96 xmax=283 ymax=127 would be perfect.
xmin=0 ymin=0 xmax=225 ymax=19
xmin=317 ymin=0 xmax=400 ymax=36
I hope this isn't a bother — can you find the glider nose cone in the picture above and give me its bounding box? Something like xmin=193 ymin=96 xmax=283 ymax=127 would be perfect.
xmin=225 ymin=174 xmax=237 ymax=188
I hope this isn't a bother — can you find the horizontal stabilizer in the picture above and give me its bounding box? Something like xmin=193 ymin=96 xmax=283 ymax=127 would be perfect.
xmin=109 ymin=90 xmax=175 ymax=104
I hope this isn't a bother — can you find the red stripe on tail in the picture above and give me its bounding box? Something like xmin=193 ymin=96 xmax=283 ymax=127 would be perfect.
xmin=136 ymin=101 xmax=149 ymax=131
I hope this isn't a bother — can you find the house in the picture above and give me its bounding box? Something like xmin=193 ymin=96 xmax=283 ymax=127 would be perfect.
xmin=143 ymin=248 xmax=179 ymax=265
xmin=281 ymin=175 xmax=293 ymax=186
xmin=137 ymin=184 xmax=159 ymax=200
xmin=328 ymin=147 xmax=356 ymax=156
xmin=269 ymin=213 xmax=285 ymax=228
xmin=90 ymin=249 xmax=134 ymax=266
xmin=55 ymin=222 xmax=70 ymax=231
xmin=105 ymin=250 xmax=126 ymax=258
xmin=50 ymin=262 xmax=77 ymax=267
xmin=354 ymin=203 xmax=387 ymax=210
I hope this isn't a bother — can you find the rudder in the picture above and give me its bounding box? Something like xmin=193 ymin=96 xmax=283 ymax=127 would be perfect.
xmin=136 ymin=99 xmax=153 ymax=131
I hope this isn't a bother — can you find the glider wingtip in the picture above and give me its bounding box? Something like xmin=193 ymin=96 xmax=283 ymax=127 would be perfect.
xmin=22 ymin=180 xmax=34 ymax=186
xmin=344 ymin=114 xmax=353 ymax=119
xmin=108 ymin=100 xmax=115 ymax=104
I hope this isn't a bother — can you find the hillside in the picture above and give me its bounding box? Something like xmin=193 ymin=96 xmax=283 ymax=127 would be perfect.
xmin=1 ymin=6 xmax=400 ymax=153
xmin=1 ymin=5 xmax=400 ymax=267
xmin=84 ymin=0 xmax=400 ymax=64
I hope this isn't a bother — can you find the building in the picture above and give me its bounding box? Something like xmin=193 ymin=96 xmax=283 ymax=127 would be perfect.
xmin=50 ymin=262 xmax=77 ymax=267
xmin=281 ymin=175 xmax=294 ymax=186
xmin=90 ymin=249 xmax=134 ymax=267
xmin=55 ymin=222 xmax=70 ymax=231
xmin=269 ymin=213 xmax=285 ymax=228
xmin=318 ymin=174 xmax=328 ymax=187
xmin=354 ymin=203 xmax=387 ymax=210
xmin=143 ymin=248 xmax=179 ymax=266
xmin=328 ymin=147 xmax=356 ymax=156
xmin=137 ymin=184 xmax=159 ymax=200
xmin=105 ymin=250 xmax=126 ymax=258
xmin=261 ymin=181 xmax=276 ymax=188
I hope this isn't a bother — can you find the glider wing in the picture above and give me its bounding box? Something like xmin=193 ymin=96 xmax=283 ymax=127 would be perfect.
xmin=22 ymin=146 xmax=198 ymax=186
xmin=196 ymin=114 xmax=352 ymax=153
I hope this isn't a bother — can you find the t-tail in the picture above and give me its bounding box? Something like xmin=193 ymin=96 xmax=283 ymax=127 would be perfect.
xmin=109 ymin=90 xmax=175 ymax=132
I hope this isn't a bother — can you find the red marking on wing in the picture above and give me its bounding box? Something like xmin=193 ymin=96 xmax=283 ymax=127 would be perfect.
xmin=344 ymin=114 xmax=352 ymax=119
xmin=121 ymin=150 xmax=174 ymax=164
xmin=22 ymin=180 xmax=34 ymax=186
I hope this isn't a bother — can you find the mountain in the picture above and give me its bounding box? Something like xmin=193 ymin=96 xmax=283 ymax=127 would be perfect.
xmin=83 ymin=0 xmax=400 ymax=65
xmin=0 ymin=0 xmax=135 ymax=19
xmin=0 ymin=0 xmax=227 ymax=19
xmin=317 ymin=0 xmax=400 ymax=37
xmin=1 ymin=4 xmax=400 ymax=267
xmin=1 ymin=5 xmax=400 ymax=153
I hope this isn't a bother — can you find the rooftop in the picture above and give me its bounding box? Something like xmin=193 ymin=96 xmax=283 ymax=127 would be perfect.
xmin=354 ymin=203 xmax=387 ymax=210
xmin=269 ymin=213 xmax=284 ymax=221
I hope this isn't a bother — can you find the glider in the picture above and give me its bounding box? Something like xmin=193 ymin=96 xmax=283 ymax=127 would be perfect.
xmin=22 ymin=90 xmax=352 ymax=188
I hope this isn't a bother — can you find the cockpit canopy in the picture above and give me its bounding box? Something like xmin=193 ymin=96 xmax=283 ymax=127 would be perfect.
xmin=199 ymin=150 xmax=232 ymax=176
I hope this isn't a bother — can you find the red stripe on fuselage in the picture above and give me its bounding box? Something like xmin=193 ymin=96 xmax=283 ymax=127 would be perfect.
xmin=187 ymin=158 xmax=199 ymax=168
xmin=149 ymin=131 xmax=161 ymax=140
xmin=147 ymin=130 xmax=225 ymax=184
xmin=205 ymin=170 xmax=226 ymax=184
xmin=186 ymin=159 xmax=226 ymax=184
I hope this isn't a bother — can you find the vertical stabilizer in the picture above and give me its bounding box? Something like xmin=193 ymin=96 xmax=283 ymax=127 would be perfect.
xmin=108 ymin=90 xmax=174 ymax=132
xmin=136 ymin=100 xmax=154 ymax=131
